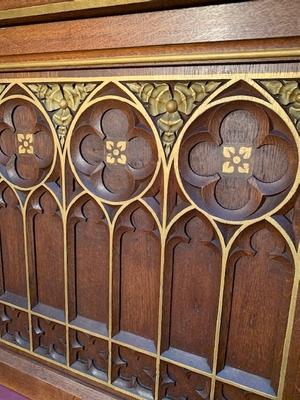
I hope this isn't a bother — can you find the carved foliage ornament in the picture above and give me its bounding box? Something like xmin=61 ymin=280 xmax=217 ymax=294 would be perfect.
xmin=260 ymin=80 xmax=300 ymax=132
xmin=28 ymin=83 xmax=97 ymax=147
xmin=127 ymin=81 xmax=221 ymax=157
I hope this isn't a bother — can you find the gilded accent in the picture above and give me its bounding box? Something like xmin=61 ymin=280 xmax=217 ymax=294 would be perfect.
xmin=0 ymin=76 xmax=297 ymax=400
xmin=0 ymin=84 xmax=5 ymax=95
xmin=28 ymin=83 xmax=97 ymax=147
xmin=260 ymin=80 xmax=300 ymax=133
xmin=17 ymin=133 xmax=34 ymax=155
xmin=222 ymin=146 xmax=252 ymax=174
xmin=106 ymin=141 xmax=127 ymax=165
xmin=126 ymin=81 xmax=221 ymax=157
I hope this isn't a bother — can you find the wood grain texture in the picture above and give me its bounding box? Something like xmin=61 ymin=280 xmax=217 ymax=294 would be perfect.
xmin=0 ymin=0 xmax=299 ymax=59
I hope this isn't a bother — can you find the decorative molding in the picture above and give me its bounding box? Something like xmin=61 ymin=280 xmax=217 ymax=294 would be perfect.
xmin=260 ymin=79 xmax=300 ymax=133
xmin=28 ymin=83 xmax=97 ymax=147
xmin=126 ymin=81 xmax=221 ymax=157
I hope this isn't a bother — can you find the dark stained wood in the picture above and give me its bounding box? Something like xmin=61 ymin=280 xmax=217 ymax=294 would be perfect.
xmin=0 ymin=185 xmax=27 ymax=307
xmin=283 ymin=284 xmax=300 ymax=400
xmin=217 ymin=222 xmax=294 ymax=395
xmin=67 ymin=196 xmax=109 ymax=334
xmin=112 ymin=205 xmax=160 ymax=353
xmin=27 ymin=189 xmax=65 ymax=321
xmin=162 ymin=211 xmax=221 ymax=371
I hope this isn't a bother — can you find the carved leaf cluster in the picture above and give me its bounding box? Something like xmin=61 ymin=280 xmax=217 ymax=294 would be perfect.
xmin=28 ymin=83 xmax=97 ymax=147
xmin=260 ymin=79 xmax=300 ymax=132
xmin=127 ymin=81 xmax=221 ymax=157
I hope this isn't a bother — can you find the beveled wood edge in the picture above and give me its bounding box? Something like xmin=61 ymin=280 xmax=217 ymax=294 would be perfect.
xmin=0 ymin=346 xmax=118 ymax=400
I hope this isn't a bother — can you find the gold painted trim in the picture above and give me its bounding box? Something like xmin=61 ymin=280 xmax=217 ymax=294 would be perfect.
xmin=0 ymin=0 xmax=152 ymax=21
xmin=0 ymin=48 xmax=300 ymax=71
xmin=0 ymin=74 xmax=299 ymax=400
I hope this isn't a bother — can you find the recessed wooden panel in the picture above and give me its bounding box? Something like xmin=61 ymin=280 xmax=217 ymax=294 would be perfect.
xmin=159 ymin=362 xmax=211 ymax=400
xmin=32 ymin=316 xmax=66 ymax=364
xmin=69 ymin=328 xmax=108 ymax=381
xmin=67 ymin=196 xmax=109 ymax=335
xmin=27 ymin=189 xmax=65 ymax=321
xmin=215 ymin=382 xmax=269 ymax=399
xmin=112 ymin=344 xmax=156 ymax=399
xmin=217 ymin=222 xmax=294 ymax=395
xmin=161 ymin=211 xmax=221 ymax=371
xmin=0 ymin=184 xmax=27 ymax=308
xmin=0 ymin=304 xmax=29 ymax=349
xmin=112 ymin=204 xmax=160 ymax=352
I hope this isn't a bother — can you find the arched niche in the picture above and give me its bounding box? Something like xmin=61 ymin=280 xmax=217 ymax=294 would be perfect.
xmin=217 ymin=222 xmax=294 ymax=395
xmin=0 ymin=184 xmax=27 ymax=308
xmin=161 ymin=211 xmax=221 ymax=372
xmin=26 ymin=188 xmax=65 ymax=321
xmin=67 ymin=196 xmax=109 ymax=335
xmin=112 ymin=203 xmax=161 ymax=353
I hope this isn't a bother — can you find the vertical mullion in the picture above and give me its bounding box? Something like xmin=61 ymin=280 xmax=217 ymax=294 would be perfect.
xmin=209 ymin=242 xmax=228 ymax=399
xmin=108 ymin=222 xmax=113 ymax=384
xmin=22 ymin=190 xmax=33 ymax=352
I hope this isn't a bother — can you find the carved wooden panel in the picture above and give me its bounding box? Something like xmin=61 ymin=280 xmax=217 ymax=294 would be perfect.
xmin=217 ymin=222 xmax=294 ymax=395
xmin=0 ymin=184 xmax=27 ymax=307
xmin=0 ymin=304 xmax=29 ymax=349
xmin=69 ymin=328 xmax=108 ymax=380
xmin=112 ymin=203 xmax=161 ymax=353
xmin=159 ymin=362 xmax=211 ymax=400
xmin=161 ymin=211 xmax=221 ymax=371
xmin=0 ymin=76 xmax=298 ymax=400
xmin=112 ymin=344 xmax=156 ymax=399
xmin=27 ymin=188 xmax=65 ymax=321
xmin=67 ymin=196 xmax=109 ymax=335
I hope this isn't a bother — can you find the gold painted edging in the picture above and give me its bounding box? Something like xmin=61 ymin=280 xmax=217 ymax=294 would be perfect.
xmin=0 ymin=48 xmax=300 ymax=71
xmin=0 ymin=0 xmax=151 ymax=20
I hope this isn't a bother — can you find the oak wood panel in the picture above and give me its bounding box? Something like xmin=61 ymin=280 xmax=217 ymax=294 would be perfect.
xmin=217 ymin=222 xmax=294 ymax=395
xmin=27 ymin=190 xmax=65 ymax=321
xmin=112 ymin=205 xmax=160 ymax=353
xmin=162 ymin=211 xmax=221 ymax=372
xmin=0 ymin=185 xmax=27 ymax=307
xmin=0 ymin=0 xmax=299 ymax=59
xmin=67 ymin=196 xmax=109 ymax=335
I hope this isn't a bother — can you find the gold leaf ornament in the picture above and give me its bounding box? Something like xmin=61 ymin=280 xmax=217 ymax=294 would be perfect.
xmin=261 ymin=80 xmax=300 ymax=132
xmin=127 ymin=81 xmax=221 ymax=157
xmin=29 ymin=83 xmax=97 ymax=147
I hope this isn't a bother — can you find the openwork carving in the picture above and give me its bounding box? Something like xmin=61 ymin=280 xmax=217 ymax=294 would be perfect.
xmin=127 ymin=81 xmax=221 ymax=157
xmin=32 ymin=316 xmax=66 ymax=364
xmin=0 ymin=304 xmax=29 ymax=348
xmin=179 ymin=101 xmax=298 ymax=220
xmin=112 ymin=345 xmax=156 ymax=398
xmin=28 ymin=83 xmax=97 ymax=147
xmin=70 ymin=100 xmax=158 ymax=202
xmin=260 ymin=80 xmax=300 ymax=133
xmin=0 ymin=99 xmax=54 ymax=187
xmin=160 ymin=363 xmax=210 ymax=400
xmin=70 ymin=329 xmax=108 ymax=380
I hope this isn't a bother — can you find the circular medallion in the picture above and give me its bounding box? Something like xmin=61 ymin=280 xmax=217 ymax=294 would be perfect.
xmin=178 ymin=101 xmax=298 ymax=221
xmin=0 ymin=99 xmax=55 ymax=188
xmin=70 ymin=99 xmax=159 ymax=202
